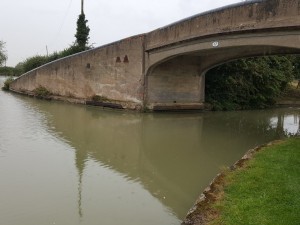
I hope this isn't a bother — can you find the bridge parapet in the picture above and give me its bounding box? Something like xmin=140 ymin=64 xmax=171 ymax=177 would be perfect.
xmin=146 ymin=0 xmax=300 ymax=51
xmin=10 ymin=35 xmax=146 ymax=110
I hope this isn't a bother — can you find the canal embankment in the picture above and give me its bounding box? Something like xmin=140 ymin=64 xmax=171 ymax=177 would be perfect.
xmin=183 ymin=137 xmax=300 ymax=225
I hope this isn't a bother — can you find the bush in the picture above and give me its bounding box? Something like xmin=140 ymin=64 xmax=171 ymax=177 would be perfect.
xmin=205 ymin=56 xmax=294 ymax=110
xmin=0 ymin=66 xmax=15 ymax=76
xmin=290 ymin=55 xmax=300 ymax=79
xmin=2 ymin=76 xmax=14 ymax=91
xmin=20 ymin=45 xmax=91 ymax=74
xmin=23 ymin=55 xmax=48 ymax=73
xmin=33 ymin=86 xmax=51 ymax=97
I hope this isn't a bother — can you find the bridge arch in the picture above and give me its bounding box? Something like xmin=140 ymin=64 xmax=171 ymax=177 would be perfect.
xmin=144 ymin=31 xmax=300 ymax=110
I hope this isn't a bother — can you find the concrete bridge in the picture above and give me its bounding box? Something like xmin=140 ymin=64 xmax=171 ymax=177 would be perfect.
xmin=10 ymin=0 xmax=300 ymax=111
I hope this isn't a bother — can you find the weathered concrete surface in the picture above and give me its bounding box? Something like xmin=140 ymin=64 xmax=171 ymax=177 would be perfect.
xmin=145 ymin=0 xmax=300 ymax=50
xmin=11 ymin=35 xmax=145 ymax=110
xmin=10 ymin=0 xmax=300 ymax=111
xmin=146 ymin=56 xmax=205 ymax=110
xmin=144 ymin=0 xmax=300 ymax=109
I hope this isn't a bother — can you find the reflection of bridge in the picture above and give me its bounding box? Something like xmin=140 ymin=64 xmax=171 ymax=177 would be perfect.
xmin=27 ymin=99 xmax=299 ymax=220
xmin=10 ymin=0 xmax=300 ymax=111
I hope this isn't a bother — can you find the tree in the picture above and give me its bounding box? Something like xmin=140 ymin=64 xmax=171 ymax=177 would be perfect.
xmin=289 ymin=55 xmax=300 ymax=79
xmin=75 ymin=13 xmax=90 ymax=51
xmin=205 ymin=56 xmax=294 ymax=110
xmin=0 ymin=41 xmax=7 ymax=66
xmin=11 ymin=1 xmax=91 ymax=74
xmin=22 ymin=55 xmax=48 ymax=73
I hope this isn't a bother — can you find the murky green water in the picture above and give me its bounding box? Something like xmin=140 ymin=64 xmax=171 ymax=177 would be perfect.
xmin=0 ymin=77 xmax=299 ymax=225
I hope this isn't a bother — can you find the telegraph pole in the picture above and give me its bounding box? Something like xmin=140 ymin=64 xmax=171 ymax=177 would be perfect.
xmin=81 ymin=0 xmax=84 ymax=15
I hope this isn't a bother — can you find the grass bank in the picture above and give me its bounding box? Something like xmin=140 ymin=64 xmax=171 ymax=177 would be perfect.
xmin=208 ymin=138 xmax=300 ymax=225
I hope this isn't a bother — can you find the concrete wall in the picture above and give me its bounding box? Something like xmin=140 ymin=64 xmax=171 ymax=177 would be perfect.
xmin=145 ymin=0 xmax=300 ymax=50
xmin=146 ymin=56 xmax=205 ymax=109
xmin=10 ymin=35 xmax=145 ymax=110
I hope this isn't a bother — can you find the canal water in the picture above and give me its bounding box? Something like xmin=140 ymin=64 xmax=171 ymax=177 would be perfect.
xmin=0 ymin=76 xmax=299 ymax=225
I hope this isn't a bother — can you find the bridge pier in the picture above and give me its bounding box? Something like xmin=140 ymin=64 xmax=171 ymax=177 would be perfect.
xmin=145 ymin=56 xmax=206 ymax=111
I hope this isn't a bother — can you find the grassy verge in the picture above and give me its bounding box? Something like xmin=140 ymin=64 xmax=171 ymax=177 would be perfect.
xmin=209 ymin=138 xmax=300 ymax=225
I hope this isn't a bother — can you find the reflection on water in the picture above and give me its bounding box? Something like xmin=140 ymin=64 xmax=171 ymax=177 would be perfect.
xmin=0 ymin=77 xmax=299 ymax=225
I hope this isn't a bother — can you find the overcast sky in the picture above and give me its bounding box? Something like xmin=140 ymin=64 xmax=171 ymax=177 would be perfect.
xmin=1 ymin=0 xmax=242 ymax=66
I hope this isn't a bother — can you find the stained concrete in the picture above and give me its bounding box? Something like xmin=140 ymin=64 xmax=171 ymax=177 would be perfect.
xmin=11 ymin=35 xmax=145 ymax=110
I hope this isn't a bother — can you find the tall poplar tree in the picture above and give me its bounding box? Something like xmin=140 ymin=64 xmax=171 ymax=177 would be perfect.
xmin=74 ymin=1 xmax=90 ymax=51
xmin=0 ymin=41 xmax=7 ymax=66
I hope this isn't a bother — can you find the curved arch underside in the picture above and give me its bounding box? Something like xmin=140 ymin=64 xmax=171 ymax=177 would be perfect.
xmin=145 ymin=31 xmax=300 ymax=110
